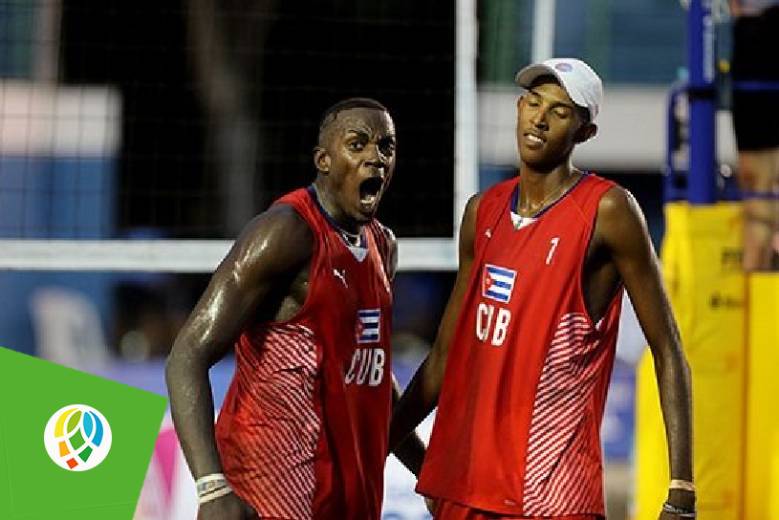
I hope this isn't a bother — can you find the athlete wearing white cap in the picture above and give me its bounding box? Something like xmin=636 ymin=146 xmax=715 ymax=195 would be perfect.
xmin=390 ymin=57 xmax=695 ymax=520
xmin=515 ymin=57 xmax=604 ymax=122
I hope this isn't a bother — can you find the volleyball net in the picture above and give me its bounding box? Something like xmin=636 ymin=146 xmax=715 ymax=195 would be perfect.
xmin=0 ymin=0 xmax=477 ymax=274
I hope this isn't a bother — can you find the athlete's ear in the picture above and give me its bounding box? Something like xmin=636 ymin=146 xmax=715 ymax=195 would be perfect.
xmin=574 ymin=122 xmax=597 ymax=144
xmin=313 ymin=146 xmax=331 ymax=174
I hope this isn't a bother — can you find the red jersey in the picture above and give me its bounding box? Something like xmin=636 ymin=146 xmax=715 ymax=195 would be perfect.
xmin=417 ymin=174 xmax=623 ymax=517
xmin=215 ymin=187 xmax=393 ymax=520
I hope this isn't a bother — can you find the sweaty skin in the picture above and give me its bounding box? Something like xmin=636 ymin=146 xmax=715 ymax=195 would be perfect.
xmin=167 ymin=106 xmax=425 ymax=520
xmin=390 ymin=79 xmax=694 ymax=518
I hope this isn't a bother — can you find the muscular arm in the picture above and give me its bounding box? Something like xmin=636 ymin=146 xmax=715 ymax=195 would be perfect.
xmin=388 ymin=194 xmax=480 ymax=452
xmin=596 ymin=188 xmax=695 ymax=509
xmin=165 ymin=206 xmax=312 ymax=480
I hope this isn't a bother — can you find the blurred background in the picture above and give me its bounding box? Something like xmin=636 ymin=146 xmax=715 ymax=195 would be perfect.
xmin=1 ymin=0 xmax=776 ymax=519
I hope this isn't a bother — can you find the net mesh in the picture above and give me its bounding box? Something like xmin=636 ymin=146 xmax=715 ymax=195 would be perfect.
xmin=1 ymin=0 xmax=458 ymax=246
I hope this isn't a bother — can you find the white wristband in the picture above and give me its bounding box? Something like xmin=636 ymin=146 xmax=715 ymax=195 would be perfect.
xmin=196 ymin=473 xmax=227 ymax=485
xmin=196 ymin=473 xmax=230 ymax=497
xmin=198 ymin=485 xmax=233 ymax=505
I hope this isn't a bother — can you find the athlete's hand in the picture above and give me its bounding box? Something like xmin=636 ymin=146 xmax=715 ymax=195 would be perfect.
xmin=197 ymin=492 xmax=259 ymax=520
xmin=425 ymin=497 xmax=438 ymax=517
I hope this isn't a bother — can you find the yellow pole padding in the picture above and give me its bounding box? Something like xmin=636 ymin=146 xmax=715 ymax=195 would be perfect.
xmin=744 ymin=274 xmax=779 ymax=519
xmin=633 ymin=202 xmax=745 ymax=520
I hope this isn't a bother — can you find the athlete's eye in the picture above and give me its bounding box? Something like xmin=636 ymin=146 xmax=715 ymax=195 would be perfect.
xmin=348 ymin=140 xmax=365 ymax=151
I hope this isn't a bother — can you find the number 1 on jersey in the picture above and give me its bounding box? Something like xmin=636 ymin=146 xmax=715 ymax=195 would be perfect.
xmin=546 ymin=237 xmax=560 ymax=265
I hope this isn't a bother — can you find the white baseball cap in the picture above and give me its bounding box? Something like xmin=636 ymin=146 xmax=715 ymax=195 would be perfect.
xmin=515 ymin=58 xmax=603 ymax=122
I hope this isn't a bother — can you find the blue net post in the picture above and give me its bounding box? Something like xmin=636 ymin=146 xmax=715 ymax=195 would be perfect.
xmin=687 ymin=0 xmax=717 ymax=204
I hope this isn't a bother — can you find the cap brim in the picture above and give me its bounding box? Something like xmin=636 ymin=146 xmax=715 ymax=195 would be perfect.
xmin=514 ymin=63 xmax=589 ymax=113
xmin=515 ymin=64 xmax=558 ymax=89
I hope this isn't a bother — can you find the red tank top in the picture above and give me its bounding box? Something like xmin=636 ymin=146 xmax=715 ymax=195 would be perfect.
xmin=215 ymin=187 xmax=393 ymax=520
xmin=417 ymin=174 xmax=623 ymax=517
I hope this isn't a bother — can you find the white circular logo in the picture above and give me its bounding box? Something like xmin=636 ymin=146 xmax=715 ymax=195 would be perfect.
xmin=43 ymin=404 xmax=112 ymax=471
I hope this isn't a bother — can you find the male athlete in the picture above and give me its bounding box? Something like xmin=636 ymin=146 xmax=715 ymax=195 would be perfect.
xmin=166 ymin=98 xmax=424 ymax=519
xmin=390 ymin=59 xmax=696 ymax=519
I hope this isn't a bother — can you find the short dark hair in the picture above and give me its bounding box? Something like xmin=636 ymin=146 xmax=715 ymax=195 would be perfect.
xmin=318 ymin=97 xmax=389 ymax=144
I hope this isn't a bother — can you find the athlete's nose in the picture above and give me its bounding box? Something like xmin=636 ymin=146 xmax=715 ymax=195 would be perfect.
xmin=365 ymin=145 xmax=388 ymax=174
xmin=530 ymin=108 xmax=549 ymax=131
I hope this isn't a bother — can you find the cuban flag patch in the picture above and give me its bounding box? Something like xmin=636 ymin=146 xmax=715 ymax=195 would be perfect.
xmin=356 ymin=309 xmax=381 ymax=344
xmin=482 ymin=264 xmax=517 ymax=303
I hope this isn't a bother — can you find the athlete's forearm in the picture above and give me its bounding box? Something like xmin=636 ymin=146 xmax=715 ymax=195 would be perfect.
xmin=392 ymin=431 xmax=426 ymax=477
xmin=166 ymin=348 xmax=224 ymax=479
xmin=389 ymin=374 xmax=428 ymax=475
xmin=653 ymin=343 xmax=694 ymax=483
xmin=389 ymin=357 xmax=441 ymax=452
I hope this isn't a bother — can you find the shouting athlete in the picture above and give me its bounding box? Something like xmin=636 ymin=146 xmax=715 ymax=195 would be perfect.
xmin=167 ymin=98 xmax=425 ymax=520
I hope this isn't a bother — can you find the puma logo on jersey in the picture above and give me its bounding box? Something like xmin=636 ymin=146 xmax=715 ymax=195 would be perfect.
xmin=485 ymin=228 xmax=492 ymax=238
xmin=344 ymin=347 xmax=386 ymax=386
xmin=333 ymin=268 xmax=348 ymax=287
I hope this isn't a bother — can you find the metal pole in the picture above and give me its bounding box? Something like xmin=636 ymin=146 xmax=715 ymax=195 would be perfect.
xmin=687 ymin=0 xmax=717 ymax=204
xmin=455 ymin=0 xmax=479 ymax=244
xmin=532 ymin=0 xmax=556 ymax=62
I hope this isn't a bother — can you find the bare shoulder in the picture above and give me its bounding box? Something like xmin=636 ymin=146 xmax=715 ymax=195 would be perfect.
xmin=373 ymin=219 xmax=398 ymax=280
xmin=230 ymin=203 xmax=313 ymax=277
xmin=374 ymin=219 xmax=398 ymax=248
xmin=462 ymin=192 xmax=483 ymax=230
xmin=597 ymin=185 xmax=645 ymax=228
xmin=595 ymin=185 xmax=652 ymax=255
xmin=597 ymin=185 xmax=641 ymax=218
xmin=458 ymin=192 xmax=483 ymax=259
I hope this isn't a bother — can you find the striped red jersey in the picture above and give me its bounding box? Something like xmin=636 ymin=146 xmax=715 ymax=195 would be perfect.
xmin=417 ymin=174 xmax=623 ymax=517
xmin=215 ymin=187 xmax=393 ymax=520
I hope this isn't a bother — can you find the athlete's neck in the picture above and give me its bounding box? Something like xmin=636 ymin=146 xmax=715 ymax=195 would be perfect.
xmin=311 ymin=180 xmax=362 ymax=235
xmin=516 ymin=162 xmax=580 ymax=214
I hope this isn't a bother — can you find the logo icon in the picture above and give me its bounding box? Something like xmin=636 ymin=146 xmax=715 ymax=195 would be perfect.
xmin=333 ymin=268 xmax=348 ymax=288
xmin=482 ymin=264 xmax=517 ymax=303
xmin=356 ymin=309 xmax=381 ymax=344
xmin=555 ymin=62 xmax=573 ymax=72
xmin=44 ymin=404 xmax=112 ymax=471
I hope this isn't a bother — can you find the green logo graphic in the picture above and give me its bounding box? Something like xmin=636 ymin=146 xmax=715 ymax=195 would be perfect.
xmin=0 ymin=346 xmax=167 ymax=520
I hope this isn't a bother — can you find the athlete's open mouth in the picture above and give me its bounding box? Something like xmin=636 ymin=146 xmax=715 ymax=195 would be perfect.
xmin=359 ymin=177 xmax=384 ymax=206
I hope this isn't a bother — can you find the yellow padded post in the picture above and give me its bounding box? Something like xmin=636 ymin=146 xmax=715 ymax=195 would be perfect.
xmin=633 ymin=202 xmax=745 ymax=520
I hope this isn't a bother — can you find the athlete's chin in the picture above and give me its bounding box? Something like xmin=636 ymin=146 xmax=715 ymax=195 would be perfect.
xmin=519 ymin=152 xmax=561 ymax=171
xmin=355 ymin=209 xmax=377 ymax=223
